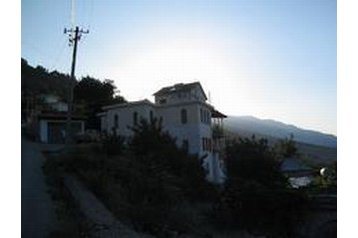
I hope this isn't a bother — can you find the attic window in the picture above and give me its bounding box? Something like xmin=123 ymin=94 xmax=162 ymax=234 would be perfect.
xmin=182 ymin=139 xmax=189 ymax=152
xmin=159 ymin=99 xmax=166 ymax=104
xmin=181 ymin=109 xmax=187 ymax=124
xmin=133 ymin=112 xmax=138 ymax=125
xmin=114 ymin=114 xmax=118 ymax=128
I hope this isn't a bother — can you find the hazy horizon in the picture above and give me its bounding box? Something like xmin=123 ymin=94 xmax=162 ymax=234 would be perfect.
xmin=22 ymin=0 xmax=337 ymax=135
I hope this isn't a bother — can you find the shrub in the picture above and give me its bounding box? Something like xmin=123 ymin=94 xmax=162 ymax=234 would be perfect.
xmin=101 ymin=129 xmax=125 ymax=156
xmin=212 ymin=137 xmax=309 ymax=237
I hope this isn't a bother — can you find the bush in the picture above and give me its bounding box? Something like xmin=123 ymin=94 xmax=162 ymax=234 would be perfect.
xmin=120 ymin=117 xmax=217 ymax=235
xmin=101 ymin=129 xmax=125 ymax=156
xmin=212 ymin=137 xmax=309 ymax=237
xmin=128 ymin=117 xmax=216 ymax=202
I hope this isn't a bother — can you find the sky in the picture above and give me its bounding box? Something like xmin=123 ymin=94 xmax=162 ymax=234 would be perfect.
xmin=21 ymin=0 xmax=337 ymax=135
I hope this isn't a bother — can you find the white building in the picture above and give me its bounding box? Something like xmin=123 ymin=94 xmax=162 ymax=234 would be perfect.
xmin=99 ymin=82 xmax=227 ymax=183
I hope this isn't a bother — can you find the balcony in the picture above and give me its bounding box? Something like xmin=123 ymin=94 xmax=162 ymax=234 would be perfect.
xmin=212 ymin=125 xmax=224 ymax=139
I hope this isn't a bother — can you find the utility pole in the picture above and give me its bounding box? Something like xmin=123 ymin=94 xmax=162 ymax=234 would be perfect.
xmin=64 ymin=26 xmax=89 ymax=144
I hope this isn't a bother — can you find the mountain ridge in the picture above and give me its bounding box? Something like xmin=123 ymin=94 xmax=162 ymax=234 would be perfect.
xmin=224 ymin=115 xmax=337 ymax=148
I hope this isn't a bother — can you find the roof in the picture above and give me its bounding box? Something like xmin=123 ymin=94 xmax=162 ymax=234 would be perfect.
xmin=211 ymin=109 xmax=227 ymax=118
xmin=280 ymin=158 xmax=312 ymax=172
xmin=38 ymin=112 xmax=86 ymax=121
xmin=153 ymin=82 xmax=208 ymax=100
xmin=102 ymin=99 xmax=155 ymax=110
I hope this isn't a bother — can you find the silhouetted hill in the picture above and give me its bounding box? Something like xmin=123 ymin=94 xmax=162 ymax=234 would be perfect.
xmin=225 ymin=116 xmax=337 ymax=148
xmin=224 ymin=116 xmax=337 ymax=166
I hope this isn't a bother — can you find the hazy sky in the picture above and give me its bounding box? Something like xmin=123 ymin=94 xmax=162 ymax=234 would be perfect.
xmin=22 ymin=0 xmax=336 ymax=135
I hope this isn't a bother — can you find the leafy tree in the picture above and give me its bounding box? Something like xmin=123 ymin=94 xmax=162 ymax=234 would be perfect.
xmin=128 ymin=117 xmax=212 ymax=201
xmin=74 ymin=76 xmax=126 ymax=129
xmin=21 ymin=58 xmax=126 ymax=129
xmin=214 ymin=136 xmax=309 ymax=237
xmin=274 ymin=134 xmax=299 ymax=161
xmin=101 ymin=129 xmax=125 ymax=156
xmin=109 ymin=118 xmax=215 ymax=235
xmin=225 ymin=136 xmax=288 ymax=188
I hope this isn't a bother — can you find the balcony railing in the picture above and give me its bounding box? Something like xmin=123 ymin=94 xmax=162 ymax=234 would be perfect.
xmin=212 ymin=125 xmax=224 ymax=139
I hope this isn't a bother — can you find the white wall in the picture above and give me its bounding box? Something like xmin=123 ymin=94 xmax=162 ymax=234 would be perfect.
xmin=105 ymin=103 xmax=155 ymax=138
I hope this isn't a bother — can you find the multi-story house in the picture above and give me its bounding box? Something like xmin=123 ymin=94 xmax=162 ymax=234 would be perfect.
xmin=98 ymin=82 xmax=227 ymax=183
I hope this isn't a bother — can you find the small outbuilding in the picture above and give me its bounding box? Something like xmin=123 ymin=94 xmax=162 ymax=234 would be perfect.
xmin=38 ymin=113 xmax=85 ymax=144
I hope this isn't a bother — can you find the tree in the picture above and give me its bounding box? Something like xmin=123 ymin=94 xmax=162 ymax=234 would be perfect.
xmin=274 ymin=134 xmax=299 ymax=161
xmin=225 ymin=136 xmax=287 ymax=188
xmin=214 ymin=136 xmax=309 ymax=237
xmin=128 ymin=116 xmax=210 ymax=197
xmin=73 ymin=76 xmax=126 ymax=129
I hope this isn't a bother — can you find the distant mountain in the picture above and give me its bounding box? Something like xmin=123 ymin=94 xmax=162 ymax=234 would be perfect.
xmin=224 ymin=116 xmax=337 ymax=148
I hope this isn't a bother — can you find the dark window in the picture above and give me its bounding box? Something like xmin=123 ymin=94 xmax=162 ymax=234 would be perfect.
xmin=182 ymin=139 xmax=189 ymax=152
xmin=159 ymin=98 xmax=167 ymax=104
xmin=114 ymin=114 xmax=118 ymax=128
xmin=202 ymin=138 xmax=205 ymax=151
xmin=149 ymin=110 xmax=153 ymax=120
xmin=181 ymin=109 xmax=187 ymax=124
xmin=200 ymin=109 xmax=203 ymax=123
xmin=133 ymin=112 xmax=138 ymax=125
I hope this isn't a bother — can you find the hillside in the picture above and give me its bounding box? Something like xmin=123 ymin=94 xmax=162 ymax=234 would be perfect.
xmin=224 ymin=116 xmax=337 ymax=166
xmin=224 ymin=116 xmax=337 ymax=148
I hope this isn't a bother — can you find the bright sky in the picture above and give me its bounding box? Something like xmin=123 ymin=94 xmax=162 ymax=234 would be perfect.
xmin=21 ymin=0 xmax=336 ymax=135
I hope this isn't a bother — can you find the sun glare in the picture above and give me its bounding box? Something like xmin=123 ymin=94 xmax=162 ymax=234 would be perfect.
xmin=110 ymin=28 xmax=255 ymax=117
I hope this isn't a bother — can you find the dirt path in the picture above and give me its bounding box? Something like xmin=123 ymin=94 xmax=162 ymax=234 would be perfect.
xmin=21 ymin=137 xmax=58 ymax=238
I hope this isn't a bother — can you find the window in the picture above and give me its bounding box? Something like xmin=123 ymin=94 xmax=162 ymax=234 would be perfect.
xmin=114 ymin=114 xmax=118 ymax=128
xmin=133 ymin=112 xmax=138 ymax=125
xmin=182 ymin=139 xmax=189 ymax=152
xmin=181 ymin=108 xmax=187 ymax=124
xmin=149 ymin=110 xmax=153 ymax=120
xmin=202 ymin=137 xmax=212 ymax=151
xmin=200 ymin=108 xmax=211 ymax=124
xmin=159 ymin=98 xmax=167 ymax=104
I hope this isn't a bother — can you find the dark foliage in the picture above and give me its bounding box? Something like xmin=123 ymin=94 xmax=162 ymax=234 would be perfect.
xmin=128 ymin=117 xmax=216 ymax=203
xmin=213 ymin=136 xmax=309 ymax=237
xmin=73 ymin=77 xmax=126 ymax=129
xmin=101 ymin=129 xmax=125 ymax=156
xmin=43 ymin=151 xmax=95 ymax=237
xmin=51 ymin=119 xmax=216 ymax=236
xmin=274 ymin=134 xmax=299 ymax=160
xmin=225 ymin=136 xmax=288 ymax=188
xmin=118 ymin=117 xmax=217 ymax=235
xmin=21 ymin=58 xmax=127 ymax=130
xmin=22 ymin=58 xmax=74 ymax=101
